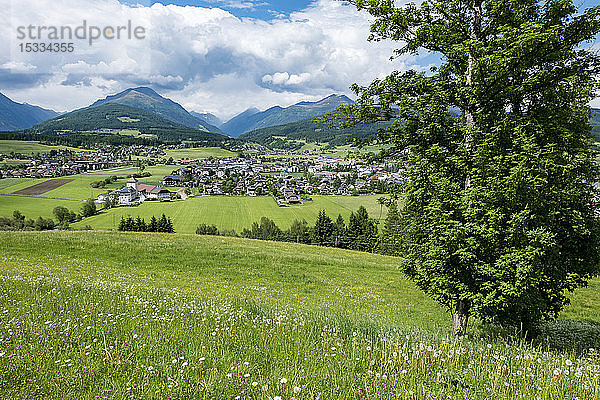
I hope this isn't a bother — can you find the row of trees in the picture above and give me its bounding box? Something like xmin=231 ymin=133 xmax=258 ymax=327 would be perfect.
xmin=118 ymin=214 xmax=175 ymax=233
xmin=0 ymin=210 xmax=55 ymax=231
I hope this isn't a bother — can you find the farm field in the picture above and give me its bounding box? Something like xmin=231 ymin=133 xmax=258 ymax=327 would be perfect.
xmin=165 ymin=147 xmax=238 ymax=160
xmin=72 ymin=195 xmax=385 ymax=233
xmin=0 ymin=140 xmax=87 ymax=154
xmin=0 ymin=230 xmax=598 ymax=399
xmin=0 ymin=177 xmax=34 ymax=191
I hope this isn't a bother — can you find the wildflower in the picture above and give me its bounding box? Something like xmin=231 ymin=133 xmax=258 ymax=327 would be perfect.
xmin=274 ymin=397 xmax=282 ymax=400
xmin=252 ymin=382 xmax=258 ymax=387
xmin=244 ymin=373 xmax=250 ymax=378
xmin=553 ymin=369 xmax=560 ymax=376
xmin=565 ymin=359 xmax=573 ymax=366
xmin=293 ymin=386 xmax=301 ymax=393
xmin=280 ymin=377 xmax=287 ymax=384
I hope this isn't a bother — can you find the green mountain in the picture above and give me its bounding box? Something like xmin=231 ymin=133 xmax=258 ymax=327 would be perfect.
xmin=238 ymin=115 xmax=390 ymax=150
xmin=25 ymin=103 xmax=228 ymax=142
xmin=222 ymin=94 xmax=354 ymax=137
xmin=0 ymin=92 xmax=59 ymax=131
xmin=90 ymin=87 xmax=224 ymax=134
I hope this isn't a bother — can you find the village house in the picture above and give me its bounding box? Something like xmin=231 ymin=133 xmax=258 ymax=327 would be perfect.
xmin=97 ymin=177 xmax=172 ymax=205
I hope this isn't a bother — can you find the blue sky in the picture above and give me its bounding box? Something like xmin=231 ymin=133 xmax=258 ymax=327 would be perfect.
xmin=1 ymin=0 xmax=599 ymax=120
xmin=125 ymin=0 xmax=315 ymax=20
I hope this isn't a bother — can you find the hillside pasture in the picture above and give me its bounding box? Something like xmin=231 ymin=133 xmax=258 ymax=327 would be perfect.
xmin=0 ymin=140 xmax=87 ymax=154
xmin=0 ymin=231 xmax=598 ymax=399
xmin=165 ymin=147 xmax=238 ymax=160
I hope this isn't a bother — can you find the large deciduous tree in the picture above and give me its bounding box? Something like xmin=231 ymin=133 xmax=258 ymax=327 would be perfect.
xmin=345 ymin=0 xmax=600 ymax=334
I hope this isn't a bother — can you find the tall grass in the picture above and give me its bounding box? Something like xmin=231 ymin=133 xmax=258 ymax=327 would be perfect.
xmin=1 ymin=231 xmax=598 ymax=399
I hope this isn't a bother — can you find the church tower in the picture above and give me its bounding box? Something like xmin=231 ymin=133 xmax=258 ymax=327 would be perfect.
xmin=126 ymin=177 xmax=138 ymax=192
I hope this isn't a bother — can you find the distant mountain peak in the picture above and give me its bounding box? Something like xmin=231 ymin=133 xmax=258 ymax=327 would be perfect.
xmin=88 ymin=87 xmax=223 ymax=134
xmin=0 ymin=91 xmax=59 ymax=131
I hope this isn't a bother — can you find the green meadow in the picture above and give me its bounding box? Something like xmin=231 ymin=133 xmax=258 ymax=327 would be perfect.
xmin=0 ymin=230 xmax=598 ymax=399
xmin=0 ymin=140 xmax=87 ymax=154
xmin=72 ymin=195 xmax=385 ymax=233
xmin=165 ymin=147 xmax=238 ymax=160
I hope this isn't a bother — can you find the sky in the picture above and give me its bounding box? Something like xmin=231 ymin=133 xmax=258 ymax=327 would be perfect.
xmin=1 ymin=0 xmax=599 ymax=121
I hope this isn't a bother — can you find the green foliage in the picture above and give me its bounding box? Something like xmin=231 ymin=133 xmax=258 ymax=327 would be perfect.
xmin=347 ymin=206 xmax=378 ymax=252
xmin=287 ymin=219 xmax=312 ymax=244
xmin=312 ymin=210 xmax=334 ymax=245
xmin=242 ymin=217 xmax=283 ymax=240
xmin=196 ymin=223 xmax=219 ymax=236
xmin=52 ymin=206 xmax=77 ymax=224
xmin=118 ymin=214 xmax=174 ymax=233
xmin=347 ymin=0 xmax=600 ymax=331
xmin=80 ymin=199 xmax=97 ymax=218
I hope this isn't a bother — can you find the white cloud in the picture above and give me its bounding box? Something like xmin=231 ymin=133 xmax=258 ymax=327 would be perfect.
xmin=0 ymin=0 xmax=420 ymax=118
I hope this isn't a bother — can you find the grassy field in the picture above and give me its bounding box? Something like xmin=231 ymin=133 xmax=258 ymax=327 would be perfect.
xmin=0 ymin=140 xmax=87 ymax=154
xmin=0 ymin=196 xmax=83 ymax=219
xmin=165 ymin=147 xmax=238 ymax=160
xmin=72 ymin=195 xmax=385 ymax=233
xmin=0 ymin=230 xmax=598 ymax=399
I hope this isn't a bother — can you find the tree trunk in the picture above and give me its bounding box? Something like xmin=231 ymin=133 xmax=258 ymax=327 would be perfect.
xmin=452 ymin=299 xmax=470 ymax=335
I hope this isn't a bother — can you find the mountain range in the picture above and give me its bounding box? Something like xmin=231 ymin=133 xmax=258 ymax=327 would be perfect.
xmin=0 ymin=93 xmax=59 ymax=131
xmin=26 ymin=103 xmax=228 ymax=143
xmin=221 ymin=94 xmax=354 ymax=137
xmin=2 ymin=87 xmax=598 ymax=146
xmin=88 ymin=87 xmax=223 ymax=134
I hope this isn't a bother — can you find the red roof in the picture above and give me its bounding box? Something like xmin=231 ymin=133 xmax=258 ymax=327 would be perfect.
xmin=137 ymin=184 xmax=156 ymax=193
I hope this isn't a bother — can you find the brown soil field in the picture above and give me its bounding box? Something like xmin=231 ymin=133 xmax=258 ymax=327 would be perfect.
xmin=12 ymin=179 xmax=75 ymax=195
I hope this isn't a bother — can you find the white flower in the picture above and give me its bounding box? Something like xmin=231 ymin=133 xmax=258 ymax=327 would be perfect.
xmin=244 ymin=373 xmax=250 ymax=378
xmin=553 ymin=369 xmax=560 ymax=376
xmin=565 ymin=359 xmax=573 ymax=366
xmin=280 ymin=377 xmax=287 ymax=384
xmin=293 ymin=386 xmax=301 ymax=393
xmin=274 ymin=397 xmax=282 ymax=400
xmin=199 ymin=357 xmax=205 ymax=362
xmin=252 ymin=381 xmax=258 ymax=387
